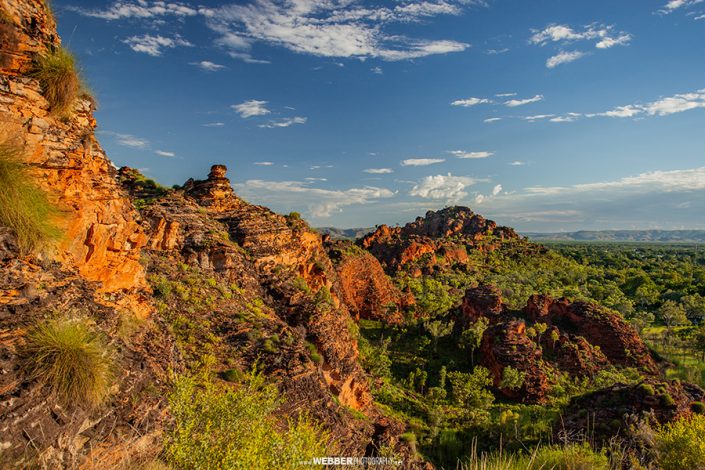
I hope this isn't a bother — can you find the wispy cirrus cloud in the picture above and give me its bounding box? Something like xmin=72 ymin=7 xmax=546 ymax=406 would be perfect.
xmin=448 ymin=150 xmax=494 ymax=159
xmin=69 ymin=1 xmax=207 ymax=20
xmin=546 ymin=50 xmax=586 ymax=68
xmin=155 ymin=150 xmax=175 ymax=157
xmin=364 ymin=168 xmax=394 ymax=174
xmin=204 ymin=0 xmax=478 ymax=63
xmin=451 ymin=97 xmax=492 ymax=107
xmin=530 ymin=23 xmax=631 ymax=68
xmin=100 ymin=131 xmax=149 ymax=149
xmin=587 ymin=88 xmax=705 ymax=118
xmin=191 ymin=60 xmax=226 ymax=71
xmin=401 ymin=158 xmax=445 ymax=166
xmin=237 ymin=179 xmax=395 ymax=218
xmin=123 ymin=34 xmax=192 ymax=56
xmin=505 ymin=94 xmax=543 ymax=107
xmin=258 ymin=116 xmax=308 ymax=128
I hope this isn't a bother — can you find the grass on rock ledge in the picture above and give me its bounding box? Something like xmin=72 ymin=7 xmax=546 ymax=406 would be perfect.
xmin=0 ymin=138 xmax=61 ymax=254
xmin=22 ymin=316 xmax=114 ymax=407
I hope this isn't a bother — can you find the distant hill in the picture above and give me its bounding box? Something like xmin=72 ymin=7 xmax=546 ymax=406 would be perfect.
xmin=317 ymin=227 xmax=375 ymax=240
xmin=525 ymin=230 xmax=705 ymax=243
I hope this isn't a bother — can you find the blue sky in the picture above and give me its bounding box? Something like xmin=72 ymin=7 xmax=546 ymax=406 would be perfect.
xmin=54 ymin=0 xmax=705 ymax=231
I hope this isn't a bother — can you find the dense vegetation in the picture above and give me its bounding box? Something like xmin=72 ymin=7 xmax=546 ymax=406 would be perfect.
xmin=357 ymin=241 xmax=705 ymax=468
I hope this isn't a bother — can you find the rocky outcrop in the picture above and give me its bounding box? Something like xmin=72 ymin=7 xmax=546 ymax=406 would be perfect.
xmin=523 ymin=295 xmax=658 ymax=375
xmin=360 ymin=206 xmax=518 ymax=274
xmin=480 ymin=320 xmax=554 ymax=402
xmin=0 ymin=0 xmax=149 ymax=316
xmin=558 ymin=380 xmax=705 ymax=444
xmin=462 ymin=286 xmax=660 ymax=403
xmin=460 ymin=285 xmax=505 ymax=325
xmin=327 ymin=241 xmax=406 ymax=325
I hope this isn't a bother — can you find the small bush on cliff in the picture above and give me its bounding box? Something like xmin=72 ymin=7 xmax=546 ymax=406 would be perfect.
xmin=31 ymin=46 xmax=83 ymax=116
xmin=22 ymin=316 xmax=113 ymax=406
xmin=656 ymin=414 xmax=705 ymax=470
xmin=0 ymin=139 xmax=61 ymax=254
xmin=166 ymin=371 xmax=328 ymax=469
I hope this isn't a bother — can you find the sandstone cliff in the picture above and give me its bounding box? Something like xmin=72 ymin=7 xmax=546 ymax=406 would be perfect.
xmin=360 ymin=206 xmax=518 ymax=275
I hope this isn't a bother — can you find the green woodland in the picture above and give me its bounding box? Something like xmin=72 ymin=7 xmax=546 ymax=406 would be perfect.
xmin=355 ymin=241 xmax=705 ymax=468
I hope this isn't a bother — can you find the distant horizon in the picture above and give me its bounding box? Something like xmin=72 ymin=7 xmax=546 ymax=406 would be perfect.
xmin=55 ymin=0 xmax=705 ymax=231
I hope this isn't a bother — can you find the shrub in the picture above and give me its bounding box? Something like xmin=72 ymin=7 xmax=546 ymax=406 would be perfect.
xmin=22 ymin=317 xmax=113 ymax=406
xmin=638 ymin=383 xmax=655 ymax=396
xmin=656 ymin=415 xmax=705 ymax=470
xmin=166 ymin=372 xmax=328 ymax=469
xmin=31 ymin=46 xmax=82 ymax=116
xmin=306 ymin=341 xmax=322 ymax=364
xmin=0 ymin=140 xmax=61 ymax=254
xmin=691 ymin=401 xmax=705 ymax=414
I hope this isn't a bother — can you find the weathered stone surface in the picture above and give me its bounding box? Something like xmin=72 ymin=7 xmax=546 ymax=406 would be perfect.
xmin=327 ymin=241 xmax=406 ymax=325
xmin=360 ymin=206 xmax=518 ymax=273
xmin=465 ymin=286 xmax=660 ymax=403
xmin=0 ymin=0 xmax=149 ymax=317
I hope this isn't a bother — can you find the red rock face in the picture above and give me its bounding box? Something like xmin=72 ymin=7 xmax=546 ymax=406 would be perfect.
xmin=328 ymin=242 xmax=406 ymax=325
xmin=480 ymin=320 xmax=553 ymax=402
xmin=359 ymin=207 xmax=518 ymax=273
xmin=522 ymin=295 xmax=658 ymax=375
xmin=0 ymin=1 xmax=149 ymax=315
xmin=463 ymin=286 xmax=660 ymax=402
xmin=460 ymin=285 xmax=505 ymax=325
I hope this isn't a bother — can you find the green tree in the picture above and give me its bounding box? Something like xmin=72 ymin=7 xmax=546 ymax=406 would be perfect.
xmin=460 ymin=317 xmax=489 ymax=365
xmin=408 ymin=277 xmax=455 ymax=318
xmin=499 ymin=366 xmax=526 ymax=390
xmin=425 ymin=319 xmax=454 ymax=353
xmin=448 ymin=367 xmax=494 ymax=424
xmin=659 ymin=300 xmax=690 ymax=332
xmin=682 ymin=294 xmax=705 ymax=325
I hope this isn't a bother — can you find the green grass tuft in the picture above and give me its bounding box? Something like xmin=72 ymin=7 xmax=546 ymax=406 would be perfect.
xmin=22 ymin=317 xmax=114 ymax=406
xmin=0 ymin=140 xmax=61 ymax=254
xmin=31 ymin=46 xmax=82 ymax=116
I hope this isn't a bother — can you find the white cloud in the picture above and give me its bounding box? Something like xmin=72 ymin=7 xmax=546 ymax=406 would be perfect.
xmin=155 ymin=150 xmax=175 ymax=157
xmin=546 ymin=50 xmax=586 ymax=68
xmin=549 ymin=113 xmax=581 ymax=122
xmin=238 ymin=179 xmax=394 ymax=217
xmin=103 ymin=132 xmax=149 ymax=149
xmin=206 ymin=0 xmax=473 ymax=62
xmin=484 ymin=117 xmax=502 ymax=123
xmin=491 ymin=184 xmax=503 ymax=196
xmin=123 ymin=34 xmax=192 ymax=56
xmin=371 ymin=66 xmax=383 ymax=74
xmin=451 ymin=97 xmax=491 ymax=107
xmin=661 ymin=0 xmax=704 ymax=12
xmin=596 ymin=34 xmax=632 ymax=49
xmin=485 ymin=48 xmax=509 ymax=55
xmin=523 ymin=114 xmax=555 ymax=121
xmin=203 ymin=122 xmax=225 ymax=127
xmin=305 ymin=177 xmax=328 ymax=182
xmin=530 ymin=24 xmax=632 ymax=49
xmin=232 ymin=99 xmax=271 ymax=118
xmin=401 ymin=158 xmax=445 ymax=166
xmin=495 ymin=93 xmax=516 ymax=97
xmin=448 ymin=150 xmax=494 ymax=159
xmin=526 ymin=167 xmax=705 ymax=195
xmin=258 ymin=116 xmax=307 ymax=128
xmin=254 ymin=161 xmax=274 ymax=166
xmin=509 ymin=161 xmax=525 ymax=166
xmin=70 ymin=1 xmax=204 ymax=20
xmin=588 ymin=88 xmax=705 ymax=119
xmin=410 ymin=173 xmax=478 ymax=201
xmin=192 ymin=60 xmax=226 ymax=71
xmin=505 ymin=94 xmax=543 ymax=107
xmin=364 ymin=168 xmax=394 ymax=174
